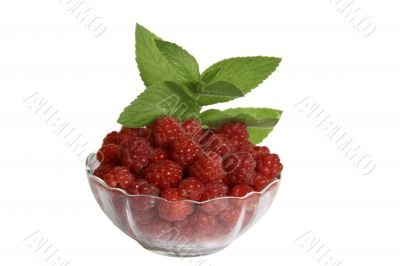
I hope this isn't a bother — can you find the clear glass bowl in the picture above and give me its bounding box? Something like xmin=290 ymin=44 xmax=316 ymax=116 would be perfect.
xmin=86 ymin=153 xmax=281 ymax=257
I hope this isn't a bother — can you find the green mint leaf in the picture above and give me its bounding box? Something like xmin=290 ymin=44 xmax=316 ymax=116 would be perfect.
xmin=118 ymin=81 xmax=201 ymax=127
xmin=196 ymin=81 xmax=245 ymax=106
xmin=135 ymin=24 xmax=177 ymax=86
xmin=201 ymin=56 xmax=281 ymax=94
xmin=201 ymin=67 xmax=221 ymax=83
xmin=246 ymin=128 xmax=274 ymax=144
xmin=200 ymin=107 xmax=282 ymax=144
xmin=154 ymin=40 xmax=200 ymax=84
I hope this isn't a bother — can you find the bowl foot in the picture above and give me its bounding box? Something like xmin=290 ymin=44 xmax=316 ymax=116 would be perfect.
xmin=144 ymin=245 xmax=228 ymax=257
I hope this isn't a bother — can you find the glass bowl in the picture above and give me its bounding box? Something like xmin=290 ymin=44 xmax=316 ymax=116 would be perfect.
xmin=86 ymin=153 xmax=281 ymax=257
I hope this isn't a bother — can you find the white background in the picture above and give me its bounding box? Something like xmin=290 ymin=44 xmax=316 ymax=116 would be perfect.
xmin=1 ymin=0 xmax=399 ymax=265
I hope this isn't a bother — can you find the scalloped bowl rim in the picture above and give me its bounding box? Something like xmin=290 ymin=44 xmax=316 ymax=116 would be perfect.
xmin=86 ymin=153 xmax=281 ymax=204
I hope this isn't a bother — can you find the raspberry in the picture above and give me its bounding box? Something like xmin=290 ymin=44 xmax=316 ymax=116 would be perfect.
xmin=204 ymin=133 xmax=238 ymax=156
xmin=132 ymin=208 xmax=157 ymax=224
xmin=127 ymin=179 xmax=159 ymax=210
xmin=118 ymin=127 xmax=137 ymax=144
xmin=190 ymin=152 xmax=224 ymax=184
xmin=102 ymin=131 xmax=119 ymax=145
xmin=179 ymin=177 xmax=204 ymax=201
xmin=197 ymin=128 xmax=215 ymax=144
xmin=170 ymin=137 xmax=202 ymax=167
xmin=149 ymin=148 xmax=168 ymax=164
xmin=137 ymin=126 xmax=153 ymax=139
xmin=237 ymin=140 xmax=254 ymax=152
xmin=254 ymin=146 xmax=270 ymax=155
xmin=97 ymin=144 xmax=121 ymax=164
xmin=93 ymin=163 xmax=116 ymax=179
xmin=201 ymin=183 xmax=228 ymax=200
xmin=230 ymin=184 xmax=254 ymax=197
xmin=157 ymin=188 xmax=194 ymax=221
xmin=188 ymin=211 xmax=217 ymax=235
xmin=223 ymin=152 xmax=256 ymax=185
xmin=144 ymin=160 xmax=183 ymax=189
xmin=182 ymin=119 xmax=202 ymax=138
xmin=147 ymin=217 xmax=173 ymax=238
xmin=200 ymin=183 xmax=229 ymax=215
xmin=120 ymin=137 xmax=153 ymax=173
xmin=174 ymin=219 xmax=195 ymax=239
xmin=152 ymin=116 xmax=183 ymax=147
xmin=217 ymin=206 xmax=241 ymax=228
xmin=127 ymin=179 xmax=159 ymax=195
xmin=104 ymin=167 xmax=135 ymax=189
xmin=256 ymin=153 xmax=283 ymax=178
xmin=254 ymin=173 xmax=274 ymax=192
xmin=200 ymin=199 xmax=229 ymax=216
xmin=222 ymin=122 xmax=249 ymax=144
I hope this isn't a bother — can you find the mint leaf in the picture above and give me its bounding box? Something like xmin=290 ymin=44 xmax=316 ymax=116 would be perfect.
xmin=196 ymin=81 xmax=244 ymax=106
xmin=200 ymin=107 xmax=282 ymax=144
xmin=155 ymin=40 xmax=200 ymax=85
xmin=201 ymin=56 xmax=281 ymax=94
xmin=201 ymin=67 xmax=221 ymax=83
xmin=118 ymin=81 xmax=201 ymax=127
xmin=135 ymin=24 xmax=177 ymax=86
xmin=246 ymin=128 xmax=274 ymax=144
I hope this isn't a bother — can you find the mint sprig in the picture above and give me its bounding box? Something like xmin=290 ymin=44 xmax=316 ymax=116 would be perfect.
xmin=118 ymin=24 xmax=283 ymax=145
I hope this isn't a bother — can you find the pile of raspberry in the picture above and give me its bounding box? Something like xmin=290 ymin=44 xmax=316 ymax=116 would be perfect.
xmin=94 ymin=116 xmax=282 ymax=222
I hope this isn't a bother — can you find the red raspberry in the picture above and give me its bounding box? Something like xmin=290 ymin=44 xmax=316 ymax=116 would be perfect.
xmin=204 ymin=133 xmax=238 ymax=156
xmin=97 ymin=144 xmax=121 ymax=164
xmin=197 ymin=128 xmax=216 ymax=144
xmin=237 ymin=142 xmax=270 ymax=160
xmin=254 ymin=173 xmax=275 ymax=192
xmin=223 ymin=152 xmax=256 ymax=185
xmin=104 ymin=166 xmax=135 ymax=189
xmin=200 ymin=199 xmax=229 ymax=216
xmin=132 ymin=208 xmax=157 ymax=224
xmin=237 ymin=140 xmax=254 ymax=152
xmin=179 ymin=177 xmax=204 ymax=201
xmin=93 ymin=163 xmax=116 ymax=179
xmin=137 ymin=126 xmax=153 ymax=139
xmin=170 ymin=137 xmax=202 ymax=167
xmin=256 ymin=153 xmax=283 ymax=178
xmin=200 ymin=183 xmax=229 ymax=215
xmin=174 ymin=219 xmax=195 ymax=239
xmin=118 ymin=127 xmax=137 ymax=144
xmin=147 ymin=217 xmax=173 ymax=238
xmin=222 ymin=122 xmax=249 ymax=144
xmin=152 ymin=116 xmax=183 ymax=147
xmin=190 ymin=152 xmax=224 ymax=184
xmin=102 ymin=131 xmax=119 ymax=145
xmin=157 ymin=188 xmax=194 ymax=221
xmin=127 ymin=179 xmax=160 ymax=195
xmin=254 ymin=146 xmax=270 ymax=155
xmin=144 ymin=160 xmax=183 ymax=189
xmin=149 ymin=148 xmax=168 ymax=164
xmin=120 ymin=137 xmax=153 ymax=173
xmin=230 ymin=184 xmax=254 ymax=197
xmin=201 ymin=183 xmax=228 ymax=200
xmin=217 ymin=206 xmax=241 ymax=228
xmin=127 ymin=179 xmax=160 ymax=210
xmin=182 ymin=119 xmax=202 ymax=138
xmin=189 ymin=211 xmax=217 ymax=235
